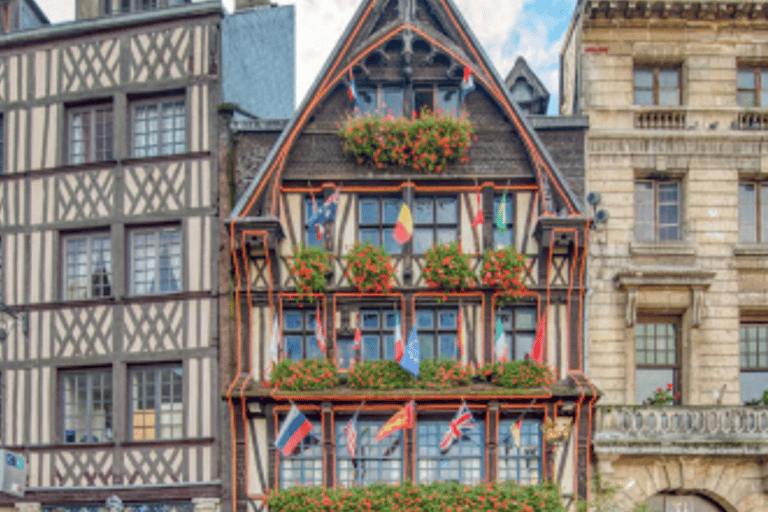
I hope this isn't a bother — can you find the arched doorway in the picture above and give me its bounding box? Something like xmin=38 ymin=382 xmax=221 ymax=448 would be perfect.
xmin=646 ymin=492 xmax=726 ymax=512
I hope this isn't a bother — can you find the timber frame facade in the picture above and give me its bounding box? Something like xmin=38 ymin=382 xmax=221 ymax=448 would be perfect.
xmin=225 ymin=0 xmax=595 ymax=511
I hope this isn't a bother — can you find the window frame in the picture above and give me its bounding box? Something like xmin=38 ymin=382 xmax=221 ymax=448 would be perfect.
xmin=738 ymin=181 xmax=768 ymax=243
xmin=60 ymin=367 xmax=113 ymax=444
xmin=496 ymin=306 xmax=538 ymax=362
xmin=634 ymin=179 xmax=682 ymax=242
xmin=497 ymin=417 xmax=542 ymax=485
xmin=412 ymin=195 xmax=459 ymax=255
xmin=633 ymin=65 xmax=682 ymax=106
xmin=357 ymin=195 xmax=401 ymax=255
xmin=353 ymin=83 xmax=461 ymax=118
xmin=67 ymin=102 xmax=113 ymax=165
xmin=130 ymin=94 xmax=186 ymax=158
xmin=415 ymin=306 xmax=458 ymax=361
xmin=335 ymin=417 xmax=403 ymax=486
xmin=416 ymin=415 xmax=484 ymax=485
xmin=737 ymin=67 xmax=768 ymax=108
xmin=128 ymin=225 xmax=182 ymax=296
xmin=739 ymin=322 xmax=768 ymax=404
xmin=282 ymin=308 xmax=323 ymax=361
xmin=129 ymin=363 xmax=184 ymax=441
xmin=278 ymin=416 xmax=323 ymax=488
xmin=303 ymin=196 xmax=324 ymax=248
xmin=634 ymin=319 xmax=681 ymax=405
xmin=62 ymin=230 xmax=112 ymax=301
xmin=493 ymin=192 xmax=516 ymax=248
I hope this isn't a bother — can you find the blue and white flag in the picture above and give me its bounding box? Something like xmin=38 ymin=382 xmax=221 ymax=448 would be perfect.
xmin=399 ymin=326 xmax=420 ymax=377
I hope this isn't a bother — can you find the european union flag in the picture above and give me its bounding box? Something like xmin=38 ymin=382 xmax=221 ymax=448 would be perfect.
xmin=400 ymin=326 xmax=419 ymax=377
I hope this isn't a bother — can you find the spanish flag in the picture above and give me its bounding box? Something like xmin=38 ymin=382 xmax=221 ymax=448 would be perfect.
xmin=392 ymin=203 xmax=413 ymax=244
xmin=376 ymin=400 xmax=414 ymax=441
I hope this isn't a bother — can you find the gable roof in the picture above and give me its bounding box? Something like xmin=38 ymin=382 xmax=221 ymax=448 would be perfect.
xmin=228 ymin=0 xmax=585 ymax=221
xmin=505 ymin=56 xmax=550 ymax=115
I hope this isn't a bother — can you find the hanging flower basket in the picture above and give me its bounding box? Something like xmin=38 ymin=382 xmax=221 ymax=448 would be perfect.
xmin=423 ymin=241 xmax=476 ymax=291
xmin=289 ymin=245 xmax=331 ymax=303
xmin=338 ymin=109 xmax=473 ymax=173
xmin=343 ymin=241 xmax=394 ymax=293
xmin=481 ymin=246 xmax=527 ymax=306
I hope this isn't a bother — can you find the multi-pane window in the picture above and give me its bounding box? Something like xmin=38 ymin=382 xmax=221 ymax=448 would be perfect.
xmin=737 ymin=68 xmax=768 ymax=108
xmin=69 ymin=105 xmax=113 ymax=164
xmin=496 ymin=307 xmax=537 ymax=361
xmin=61 ymin=369 xmax=113 ymax=444
xmin=63 ymin=232 xmax=111 ymax=300
xmin=497 ymin=418 xmax=542 ymax=484
xmin=740 ymin=324 xmax=768 ymax=404
xmin=303 ymin=197 xmax=323 ymax=248
xmin=130 ymin=227 xmax=181 ymax=295
xmin=738 ymin=182 xmax=768 ymax=243
xmin=635 ymin=322 xmax=679 ymax=404
xmin=132 ymin=97 xmax=185 ymax=157
xmin=359 ymin=196 xmax=401 ymax=254
xmin=130 ymin=365 xmax=183 ymax=440
xmin=359 ymin=309 xmax=398 ymax=362
xmin=283 ymin=309 xmax=323 ymax=361
xmin=280 ymin=419 xmax=322 ymax=487
xmin=634 ymin=180 xmax=681 ymax=242
xmin=413 ymin=196 xmax=458 ymax=254
xmin=415 ymin=308 xmax=457 ymax=360
xmin=634 ymin=66 xmax=681 ymax=106
xmin=335 ymin=419 xmax=402 ymax=486
xmin=354 ymin=85 xmax=459 ymax=117
xmin=417 ymin=418 xmax=483 ymax=484
xmin=493 ymin=193 xmax=515 ymax=248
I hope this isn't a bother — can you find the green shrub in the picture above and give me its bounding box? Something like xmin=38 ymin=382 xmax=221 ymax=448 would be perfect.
xmin=415 ymin=359 xmax=474 ymax=390
xmin=479 ymin=360 xmax=555 ymax=389
xmin=269 ymin=358 xmax=339 ymax=391
xmin=347 ymin=360 xmax=414 ymax=391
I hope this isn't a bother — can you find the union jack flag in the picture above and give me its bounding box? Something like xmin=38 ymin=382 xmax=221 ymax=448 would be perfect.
xmin=440 ymin=401 xmax=477 ymax=452
xmin=345 ymin=407 xmax=361 ymax=459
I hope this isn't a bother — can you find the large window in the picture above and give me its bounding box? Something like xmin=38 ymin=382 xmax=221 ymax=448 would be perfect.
xmin=740 ymin=323 xmax=768 ymax=404
xmin=359 ymin=308 xmax=398 ymax=362
xmin=493 ymin=193 xmax=515 ymax=248
xmin=634 ymin=180 xmax=681 ymax=242
xmin=496 ymin=307 xmax=537 ymax=361
xmin=354 ymin=84 xmax=459 ymax=117
xmin=283 ymin=309 xmax=323 ymax=361
xmin=132 ymin=97 xmax=185 ymax=157
xmin=634 ymin=66 xmax=681 ymax=106
xmin=413 ymin=196 xmax=458 ymax=254
xmin=130 ymin=364 xmax=183 ymax=440
xmin=359 ymin=196 xmax=400 ymax=254
xmin=737 ymin=67 xmax=768 ymax=108
xmin=335 ymin=419 xmax=403 ymax=486
xmin=63 ymin=232 xmax=111 ymax=300
xmin=497 ymin=418 xmax=542 ymax=484
xmin=129 ymin=226 xmax=181 ymax=295
xmin=61 ymin=369 xmax=112 ymax=444
xmin=738 ymin=182 xmax=768 ymax=243
xmin=69 ymin=104 xmax=113 ymax=164
xmin=280 ymin=419 xmax=322 ymax=487
xmin=635 ymin=322 xmax=679 ymax=405
xmin=415 ymin=307 xmax=457 ymax=360
xmin=417 ymin=418 xmax=483 ymax=484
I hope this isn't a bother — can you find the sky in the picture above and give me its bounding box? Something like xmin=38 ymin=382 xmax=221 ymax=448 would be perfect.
xmin=35 ymin=0 xmax=577 ymax=115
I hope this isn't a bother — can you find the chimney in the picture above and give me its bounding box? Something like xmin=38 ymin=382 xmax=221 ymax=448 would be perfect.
xmin=234 ymin=0 xmax=271 ymax=11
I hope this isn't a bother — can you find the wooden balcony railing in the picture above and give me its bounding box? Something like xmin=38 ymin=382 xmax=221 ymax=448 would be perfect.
xmin=736 ymin=111 xmax=768 ymax=130
xmin=594 ymin=406 xmax=768 ymax=455
xmin=634 ymin=109 xmax=687 ymax=129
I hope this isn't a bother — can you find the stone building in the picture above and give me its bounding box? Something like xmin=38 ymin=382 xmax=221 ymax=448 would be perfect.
xmin=0 ymin=1 xmax=292 ymax=512
xmin=561 ymin=1 xmax=768 ymax=510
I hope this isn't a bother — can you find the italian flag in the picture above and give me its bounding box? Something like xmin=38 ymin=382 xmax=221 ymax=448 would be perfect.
xmin=494 ymin=316 xmax=507 ymax=362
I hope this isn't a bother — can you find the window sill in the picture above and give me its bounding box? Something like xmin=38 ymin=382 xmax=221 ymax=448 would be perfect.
xmin=629 ymin=241 xmax=695 ymax=257
xmin=734 ymin=244 xmax=768 ymax=256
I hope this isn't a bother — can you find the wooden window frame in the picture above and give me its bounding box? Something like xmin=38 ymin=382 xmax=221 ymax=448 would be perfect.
xmin=357 ymin=307 xmax=398 ymax=362
xmin=129 ymin=363 xmax=184 ymax=441
xmin=357 ymin=195 xmax=401 ymax=255
xmin=737 ymin=67 xmax=768 ymax=108
xmin=634 ymin=318 xmax=681 ymax=405
xmin=60 ymin=367 xmax=113 ymax=444
xmin=633 ymin=65 xmax=681 ymax=106
xmin=739 ymin=322 xmax=768 ymax=404
xmin=67 ymin=103 xmax=113 ymax=165
xmin=412 ymin=194 xmax=459 ymax=255
xmin=128 ymin=225 xmax=182 ymax=296
xmin=634 ymin=179 xmax=682 ymax=242
xmin=415 ymin=415 xmax=484 ymax=484
xmin=282 ymin=308 xmax=323 ymax=361
xmin=738 ymin=181 xmax=768 ymax=243
xmin=130 ymin=95 xmax=186 ymax=158
xmin=414 ymin=306 xmax=458 ymax=360
xmin=62 ymin=230 xmax=112 ymax=301
xmin=497 ymin=306 xmax=537 ymax=361
xmin=278 ymin=416 xmax=323 ymax=488
xmin=353 ymin=83 xmax=461 ymax=118
xmin=497 ymin=417 xmax=542 ymax=484
xmin=334 ymin=418 xmax=403 ymax=486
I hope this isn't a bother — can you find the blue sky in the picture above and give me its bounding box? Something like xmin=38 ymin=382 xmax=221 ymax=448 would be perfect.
xmin=36 ymin=0 xmax=576 ymax=115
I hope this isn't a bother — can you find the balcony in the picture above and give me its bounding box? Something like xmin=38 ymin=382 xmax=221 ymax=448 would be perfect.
xmin=634 ymin=109 xmax=687 ymax=129
xmin=594 ymin=405 xmax=768 ymax=455
xmin=736 ymin=111 xmax=768 ymax=130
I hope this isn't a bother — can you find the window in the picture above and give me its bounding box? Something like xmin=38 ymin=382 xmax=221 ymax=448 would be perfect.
xmin=283 ymin=309 xmax=323 ymax=361
xmin=417 ymin=418 xmax=483 ymax=484
xmin=415 ymin=307 xmax=457 ymax=360
xmin=359 ymin=196 xmax=401 ymax=254
xmin=354 ymin=85 xmax=459 ymax=117
xmin=634 ymin=180 xmax=681 ymax=242
xmin=359 ymin=309 xmax=398 ymax=362
xmin=496 ymin=307 xmax=537 ymax=361
xmin=69 ymin=104 xmax=113 ymax=164
xmin=635 ymin=322 xmax=679 ymax=404
xmin=130 ymin=364 xmax=183 ymax=440
xmin=414 ymin=86 xmax=433 ymax=115
xmin=740 ymin=324 xmax=768 ymax=404
xmin=497 ymin=418 xmax=542 ymax=484
xmin=336 ymin=418 xmax=402 ymax=486
xmin=738 ymin=182 xmax=768 ymax=243
xmin=130 ymin=227 xmax=181 ymax=295
xmin=132 ymin=97 xmax=185 ymax=157
xmin=63 ymin=232 xmax=111 ymax=300
xmin=413 ymin=196 xmax=458 ymax=254
xmin=280 ymin=418 xmax=322 ymax=487
xmin=303 ymin=196 xmax=323 ymax=248
xmin=436 ymin=86 xmax=460 ymax=116
xmin=493 ymin=193 xmax=515 ymax=248
xmin=61 ymin=369 xmax=112 ymax=444
xmin=737 ymin=68 xmax=768 ymax=108
xmin=634 ymin=66 xmax=681 ymax=106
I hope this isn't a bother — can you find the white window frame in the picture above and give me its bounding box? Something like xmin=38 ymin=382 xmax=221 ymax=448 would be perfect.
xmin=62 ymin=231 xmax=112 ymax=300
xmin=129 ymin=364 xmax=184 ymax=441
xmin=131 ymin=95 xmax=186 ymax=158
xmin=68 ymin=103 xmax=113 ymax=165
xmin=129 ymin=226 xmax=182 ymax=296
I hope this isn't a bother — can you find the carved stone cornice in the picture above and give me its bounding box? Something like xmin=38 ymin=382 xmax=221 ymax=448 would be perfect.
xmin=615 ymin=266 xmax=715 ymax=289
xmin=585 ymin=0 xmax=768 ymax=22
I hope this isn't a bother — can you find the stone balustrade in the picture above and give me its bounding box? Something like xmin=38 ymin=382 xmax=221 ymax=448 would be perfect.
xmin=634 ymin=109 xmax=687 ymax=129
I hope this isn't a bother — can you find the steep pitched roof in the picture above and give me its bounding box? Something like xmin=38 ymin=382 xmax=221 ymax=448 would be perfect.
xmin=228 ymin=0 xmax=585 ymax=221
xmin=505 ymin=56 xmax=550 ymax=115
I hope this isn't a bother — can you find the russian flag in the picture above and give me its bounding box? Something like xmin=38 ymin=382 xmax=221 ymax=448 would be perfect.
xmin=276 ymin=405 xmax=313 ymax=457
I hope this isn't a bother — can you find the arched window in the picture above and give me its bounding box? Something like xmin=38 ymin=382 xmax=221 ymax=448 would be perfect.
xmin=646 ymin=492 xmax=726 ymax=512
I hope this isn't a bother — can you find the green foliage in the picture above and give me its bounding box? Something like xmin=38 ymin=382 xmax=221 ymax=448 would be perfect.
xmin=347 ymin=360 xmax=414 ymax=391
xmin=265 ymin=480 xmax=566 ymax=512
xmin=415 ymin=359 xmax=474 ymax=390
xmin=289 ymin=245 xmax=331 ymax=303
xmin=577 ymin=474 xmax=652 ymax=512
xmin=269 ymin=358 xmax=339 ymax=391
xmin=338 ymin=109 xmax=473 ymax=173
xmin=479 ymin=360 xmax=555 ymax=389
xmin=343 ymin=241 xmax=394 ymax=293
xmin=423 ymin=241 xmax=477 ymax=292
xmin=745 ymin=389 xmax=768 ymax=406
xmin=481 ymin=247 xmax=527 ymax=306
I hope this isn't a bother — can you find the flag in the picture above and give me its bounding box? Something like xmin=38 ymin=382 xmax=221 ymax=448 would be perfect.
xmin=440 ymin=402 xmax=477 ymax=452
xmin=307 ymin=186 xmax=341 ymax=232
xmin=457 ymin=309 xmax=464 ymax=358
xmin=530 ymin=313 xmax=546 ymax=363
xmin=494 ymin=316 xmax=507 ymax=362
xmin=376 ymin=401 xmax=414 ymax=441
xmin=394 ymin=313 xmax=404 ymax=363
xmin=461 ymin=65 xmax=475 ymax=102
xmin=496 ymin=190 xmax=507 ymax=235
xmin=399 ymin=326 xmax=419 ymax=377
xmin=472 ymin=190 xmax=484 ymax=228
xmin=315 ymin=305 xmax=326 ymax=354
xmin=345 ymin=406 xmax=361 ymax=459
xmin=276 ymin=405 xmax=313 ymax=457
xmin=354 ymin=314 xmax=362 ymax=350
xmin=348 ymin=69 xmax=358 ymax=106
xmin=510 ymin=419 xmax=522 ymax=448
xmin=265 ymin=314 xmax=280 ymax=381
xmin=392 ymin=203 xmax=413 ymax=244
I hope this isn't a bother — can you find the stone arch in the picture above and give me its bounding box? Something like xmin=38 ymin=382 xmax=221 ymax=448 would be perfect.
xmin=644 ymin=491 xmax=728 ymax=512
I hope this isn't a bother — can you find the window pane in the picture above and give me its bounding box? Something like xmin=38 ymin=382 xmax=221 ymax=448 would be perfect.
xmin=414 ymin=198 xmax=433 ymax=224
xmin=634 ymin=69 xmax=653 ymax=88
xmin=286 ymin=336 xmax=303 ymax=361
xmin=357 ymin=87 xmax=377 ymax=116
xmin=436 ymin=197 xmax=457 ymax=223
xmin=498 ymin=419 xmax=541 ymax=485
xmin=360 ymin=228 xmax=379 ymax=246
xmin=437 ymin=87 xmax=459 ymax=116
xmin=336 ymin=420 xmax=402 ymax=486
xmin=383 ymin=199 xmax=400 ymax=224
xmin=738 ymin=91 xmax=756 ymax=108
xmin=281 ymin=420 xmax=322 ymax=487
xmin=658 ymin=90 xmax=680 ymax=106
xmin=413 ymin=228 xmax=432 ymax=254
xmin=417 ymin=420 xmax=483 ymax=484
xmin=336 ymin=339 xmax=355 ymax=369
xmin=359 ymin=198 xmax=380 ymax=224
xmin=658 ymin=69 xmax=679 ymax=88
xmin=635 ymin=368 xmax=675 ymax=405
xmin=634 ymin=89 xmax=654 ymax=106
xmin=741 ymin=371 xmax=768 ymax=404
xmin=738 ymin=69 xmax=756 ymax=89
xmin=634 ymin=182 xmax=654 ymax=241
xmin=382 ymin=87 xmax=404 ymax=117
xmin=739 ymin=183 xmax=757 ymax=243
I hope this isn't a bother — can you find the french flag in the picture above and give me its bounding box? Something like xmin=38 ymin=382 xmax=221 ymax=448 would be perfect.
xmin=276 ymin=405 xmax=313 ymax=457
xmin=461 ymin=65 xmax=475 ymax=102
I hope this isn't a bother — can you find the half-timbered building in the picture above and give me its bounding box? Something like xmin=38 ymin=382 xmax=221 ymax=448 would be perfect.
xmin=0 ymin=1 xmax=293 ymax=512
xmin=224 ymin=0 xmax=595 ymax=510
